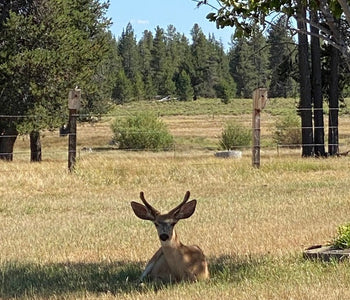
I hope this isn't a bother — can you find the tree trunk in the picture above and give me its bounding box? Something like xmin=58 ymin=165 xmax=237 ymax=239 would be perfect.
xmin=328 ymin=44 xmax=339 ymax=156
xmin=30 ymin=131 xmax=42 ymax=162
xmin=0 ymin=126 xmax=18 ymax=161
xmin=311 ymin=11 xmax=326 ymax=157
xmin=297 ymin=4 xmax=314 ymax=156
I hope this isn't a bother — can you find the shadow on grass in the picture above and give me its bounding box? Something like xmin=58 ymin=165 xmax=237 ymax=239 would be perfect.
xmin=0 ymin=260 xmax=144 ymax=298
xmin=209 ymin=254 xmax=268 ymax=284
xmin=0 ymin=254 xmax=271 ymax=298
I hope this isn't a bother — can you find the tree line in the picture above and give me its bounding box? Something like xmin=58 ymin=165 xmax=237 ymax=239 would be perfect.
xmin=114 ymin=20 xmax=299 ymax=103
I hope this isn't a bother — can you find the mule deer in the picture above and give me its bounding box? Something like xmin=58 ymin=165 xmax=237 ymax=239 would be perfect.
xmin=131 ymin=191 xmax=209 ymax=282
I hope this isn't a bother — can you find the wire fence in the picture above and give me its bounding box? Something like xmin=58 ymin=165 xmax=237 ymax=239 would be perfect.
xmin=1 ymin=107 xmax=350 ymax=167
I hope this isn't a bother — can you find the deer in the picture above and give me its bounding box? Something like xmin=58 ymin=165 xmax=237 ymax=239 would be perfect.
xmin=130 ymin=191 xmax=209 ymax=283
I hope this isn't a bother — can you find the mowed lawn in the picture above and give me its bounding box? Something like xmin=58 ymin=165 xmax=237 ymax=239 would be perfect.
xmin=1 ymin=98 xmax=350 ymax=299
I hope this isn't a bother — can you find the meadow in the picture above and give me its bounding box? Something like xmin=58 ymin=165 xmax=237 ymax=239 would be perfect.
xmin=1 ymin=98 xmax=350 ymax=299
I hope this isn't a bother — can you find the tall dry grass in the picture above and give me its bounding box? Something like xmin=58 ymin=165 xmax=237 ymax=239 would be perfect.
xmin=2 ymin=98 xmax=350 ymax=298
xmin=1 ymin=150 xmax=350 ymax=299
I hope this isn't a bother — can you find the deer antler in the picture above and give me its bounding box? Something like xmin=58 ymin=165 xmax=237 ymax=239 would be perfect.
xmin=168 ymin=191 xmax=191 ymax=215
xmin=140 ymin=192 xmax=160 ymax=215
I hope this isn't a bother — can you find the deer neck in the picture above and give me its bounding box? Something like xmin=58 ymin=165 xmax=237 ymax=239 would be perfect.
xmin=160 ymin=230 xmax=190 ymax=280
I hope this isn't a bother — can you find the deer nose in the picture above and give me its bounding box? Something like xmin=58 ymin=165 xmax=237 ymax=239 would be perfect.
xmin=159 ymin=234 xmax=169 ymax=241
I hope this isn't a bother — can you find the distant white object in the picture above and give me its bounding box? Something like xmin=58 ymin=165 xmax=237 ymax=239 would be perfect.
xmin=81 ymin=147 xmax=93 ymax=152
xmin=158 ymin=95 xmax=171 ymax=102
xmin=215 ymin=150 xmax=242 ymax=158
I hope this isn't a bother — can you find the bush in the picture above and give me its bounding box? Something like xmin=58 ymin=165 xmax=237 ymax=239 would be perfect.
xmin=219 ymin=121 xmax=251 ymax=150
xmin=331 ymin=223 xmax=350 ymax=249
xmin=111 ymin=112 xmax=174 ymax=151
xmin=273 ymin=113 xmax=302 ymax=148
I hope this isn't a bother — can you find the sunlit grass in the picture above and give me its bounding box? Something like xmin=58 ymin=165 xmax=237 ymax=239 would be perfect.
xmin=2 ymin=97 xmax=350 ymax=298
xmin=1 ymin=151 xmax=350 ymax=298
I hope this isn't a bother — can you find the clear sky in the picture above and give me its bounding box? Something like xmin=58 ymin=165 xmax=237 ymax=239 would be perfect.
xmin=105 ymin=0 xmax=235 ymax=50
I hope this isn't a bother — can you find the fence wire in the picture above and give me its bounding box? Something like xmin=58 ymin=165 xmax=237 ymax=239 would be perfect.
xmin=1 ymin=107 xmax=350 ymax=169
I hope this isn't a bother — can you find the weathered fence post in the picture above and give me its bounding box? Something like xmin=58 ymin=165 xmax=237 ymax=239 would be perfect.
xmin=68 ymin=88 xmax=81 ymax=172
xmin=252 ymin=88 xmax=268 ymax=168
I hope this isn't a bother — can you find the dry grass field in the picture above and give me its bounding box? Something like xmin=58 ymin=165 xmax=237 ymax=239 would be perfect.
xmin=1 ymin=98 xmax=350 ymax=299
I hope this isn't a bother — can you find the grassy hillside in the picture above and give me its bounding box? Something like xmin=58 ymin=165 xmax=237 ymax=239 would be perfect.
xmin=12 ymin=97 xmax=350 ymax=157
xmin=110 ymin=97 xmax=350 ymax=116
xmin=1 ymin=98 xmax=350 ymax=299
xmin=110 ymin=97 xmax=297 ymax=116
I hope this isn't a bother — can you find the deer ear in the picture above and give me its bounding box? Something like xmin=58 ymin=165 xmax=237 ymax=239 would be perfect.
xmin=131 ymin=201 xmax=156 ymax=221
xmin=174 ymin=200 xmax=197 ymax=219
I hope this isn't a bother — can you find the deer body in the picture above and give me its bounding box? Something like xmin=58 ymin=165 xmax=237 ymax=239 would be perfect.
xmin=131 ymin=191 xmax=209 ymax=283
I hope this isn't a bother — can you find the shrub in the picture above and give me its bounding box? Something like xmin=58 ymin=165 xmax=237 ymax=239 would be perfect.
xmin=219 ymin=121 xmax=251 ymax=150
xmin=331 ymin=223 xmax=350 ymax=249
xmin=273 ymin=113 xmax=302 ymax=148
xmin=111 ymin=112 xmax=174 ymax=151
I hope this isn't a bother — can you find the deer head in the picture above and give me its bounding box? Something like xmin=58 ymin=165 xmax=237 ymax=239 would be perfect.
xmin=131 ymin=191 xmax=196 ymax=242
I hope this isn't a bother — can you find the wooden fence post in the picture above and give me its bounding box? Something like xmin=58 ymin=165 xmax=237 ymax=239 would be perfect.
xmin=68 ymin=88 xmax=81 ymax=172
xmin=252 ymin=88 xmax=268 ymax=168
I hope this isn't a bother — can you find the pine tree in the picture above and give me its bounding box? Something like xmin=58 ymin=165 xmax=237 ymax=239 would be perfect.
xmin=179 ymin=34 xmax=194 ymax=74
xmin=163 ymin=69 xmax=176 ymax=95
xmin=151 ymin=26 xmax=168 ymax=96
xmin=267 ymin=16 xmax=298 ymax=98
xmin=228 ymin=26 xmax=269 ymax=98
xmin=228 ymin=37 xmax=255 ymax=98
xmin=133 ymin=72 xmax=145 ymax=101
xmin=176 ymin=34 xmax=194 ymax=95
xmin=118 ymin=23 xmax=140 ymax=81
xmin=112 ymin=70 xmax=133 ymax=103
xmin=176 ymin=70 xmax=193 ymax=101
xmin=250 ymin=27 xmax=270 ymax=91
xmin=0 ymin=0 xmax=112 ymax=160
xmin=138 ymin=30 xmax=155 ymax=99
xmin=191 ymin=24 xmax=212 ymax=98
xmin=208 ymin=34 xmax=236 ymax=99
xmin=165 ymin=25 xmax=180 ymax=76
xmin=87 ymin=31 xmax=121 ymax=114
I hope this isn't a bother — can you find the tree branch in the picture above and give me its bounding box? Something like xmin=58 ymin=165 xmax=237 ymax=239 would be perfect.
xmin=337 ymin=0 xmax=350 ymax=26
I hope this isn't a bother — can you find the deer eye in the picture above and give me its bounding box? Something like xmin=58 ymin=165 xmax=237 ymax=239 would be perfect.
xmin=170 ymin=222 xmax=177 ymax=227
xmin=154 ymin=222 xmax=159 ymax=227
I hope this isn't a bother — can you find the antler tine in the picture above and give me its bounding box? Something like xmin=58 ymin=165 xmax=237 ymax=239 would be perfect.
xmin=168 ymin=191 xmax=191 ymax=215
xmin=140 ymin=191 xmax=160 ymax=214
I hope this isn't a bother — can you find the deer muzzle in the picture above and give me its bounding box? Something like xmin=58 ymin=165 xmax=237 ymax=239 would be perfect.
xmin=159 ymin=233 xmax=169 ymax=241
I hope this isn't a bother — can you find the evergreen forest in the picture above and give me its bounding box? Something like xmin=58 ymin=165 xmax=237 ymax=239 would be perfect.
xmin=114 ymin=20 xmax=299 ymax=103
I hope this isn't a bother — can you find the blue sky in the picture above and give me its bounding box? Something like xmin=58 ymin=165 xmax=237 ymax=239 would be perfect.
xmin=105 ymin=0 xmax=235 ymax=50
